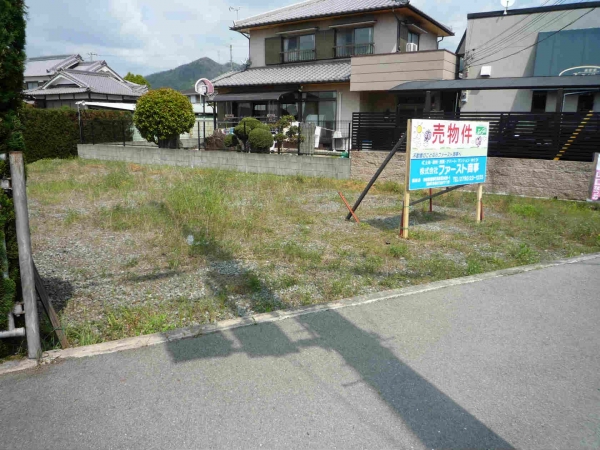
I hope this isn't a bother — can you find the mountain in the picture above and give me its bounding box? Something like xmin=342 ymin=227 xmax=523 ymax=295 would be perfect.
xmin=145 ymin=57 xmax=242 ymax=91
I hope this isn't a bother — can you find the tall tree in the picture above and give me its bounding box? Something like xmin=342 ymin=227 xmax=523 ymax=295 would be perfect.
xmin=124 ymin=72 xmax=151 ymax=88
xmin=0 ymin=0 xmax=26 ymax=338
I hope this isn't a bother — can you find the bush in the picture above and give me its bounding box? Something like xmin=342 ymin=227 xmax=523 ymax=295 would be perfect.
xmin=205 ymin=130 xmax=226 ymax=150
xmin=21 ymin=108 xmax=133 ymax=163
xmin=233 ymin=117 xmax=269 ymax=144
xmin=134 ymin=88 xmax=195 ymax=148
xmin=248 ymin=128 xmax=274 ymax=153
xmin=224 ymin=134 xmax=239 ymax=148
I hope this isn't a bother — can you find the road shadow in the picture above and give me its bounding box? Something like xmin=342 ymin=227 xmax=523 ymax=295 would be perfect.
xmin=165 ymin=309 xmax=513 ymax=449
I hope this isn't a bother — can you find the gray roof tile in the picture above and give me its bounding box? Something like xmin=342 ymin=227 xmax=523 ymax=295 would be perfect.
xmin=24 ymin=54 xmax=81 ymax=77
xmin=24 ymin=70 xmax=147 ymax=97
xmin=232 ymin=0 xmax=452 ymax=35
xmin=212 ymin=61 xmax=351 ymax=87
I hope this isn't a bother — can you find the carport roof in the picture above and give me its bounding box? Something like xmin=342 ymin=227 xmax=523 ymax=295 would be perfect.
xmin=390 ymin=75 xmax=600 ymax=92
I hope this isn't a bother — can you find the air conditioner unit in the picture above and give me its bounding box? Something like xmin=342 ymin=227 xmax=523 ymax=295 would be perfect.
xmin=406 ymin=43 xmax=418 ymax=52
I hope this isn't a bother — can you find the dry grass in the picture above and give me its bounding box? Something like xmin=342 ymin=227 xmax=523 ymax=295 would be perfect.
xmin=25 ymin=158 xmax=600 ymax=347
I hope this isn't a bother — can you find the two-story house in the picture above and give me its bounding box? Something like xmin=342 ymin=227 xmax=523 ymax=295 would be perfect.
xmin=455 ymin=1 xmax=600 ymax=113
xmin=211 ymin=0 xmax=456 ymax=145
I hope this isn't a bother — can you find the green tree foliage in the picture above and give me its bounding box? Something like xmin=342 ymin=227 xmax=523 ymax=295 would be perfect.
xmin=234 ymin=117 xmax=270 ymax=145
xmin=133 ymin=88 xmax=195 ymax=148
xmin=0 ymin=0 xmax=26 ymax=335
xmin=248 ymin=128 xmax=274 ymax=153
xmin=223 ymin=134 xmax=239 ymax=148
xmin=124 ymin=72 xmax=151 ymax=88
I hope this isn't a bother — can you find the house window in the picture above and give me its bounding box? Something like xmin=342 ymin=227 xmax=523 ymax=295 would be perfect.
xmin=407 ymin=31 xmax=420 ymax=51
xmin=283 ymin=34 xmax=315 ymax=62
xmin=531 ymin=91 xmax=547 ymax=113
xmin=26 ymin=81 xmax=39 ymax=90
xmin=253 ymin=103 xmax=267 ymax=117
xmin=190 ymin=95 xmax=197 ymax=104
xmin=577 ymin=93 xmax=594 ymax=112
xmin=335 ymin=27 xmax=374 ymax=58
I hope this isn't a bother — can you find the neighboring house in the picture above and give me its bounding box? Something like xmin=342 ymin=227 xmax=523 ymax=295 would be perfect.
xmin=24 ymin=69 xmax=148 ymax=109
xmin=180 ymin=88 xmax=216 ymax=116
xmin=456 ymin=1 xmax=600 ymax=113
xmin=211 ymin=0 xmax=455 ymax=141
xmin=23 ymin=54 xmax=82 ymax=90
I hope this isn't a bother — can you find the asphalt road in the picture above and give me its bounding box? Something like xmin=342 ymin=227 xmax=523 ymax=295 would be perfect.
xmin=1 ymin=256 xmax=599 ymax=449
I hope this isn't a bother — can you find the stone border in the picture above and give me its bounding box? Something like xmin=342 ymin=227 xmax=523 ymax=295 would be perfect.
xmin=78 ymin=144 xmax=351 ymax=180
xmin=2 ymin=253 xmax=598 ymax=376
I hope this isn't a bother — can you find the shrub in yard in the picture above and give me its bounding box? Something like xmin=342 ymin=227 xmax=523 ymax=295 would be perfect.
xmin=205 ymin=130 xmax=226 ymax=150
xmin=224 ymin=134 xmax=239 ymax=148
xmin=134 ymin=88 xmax=195 ymax=148
xmin=234 ymin=117 xmax=269 ymax=148
xmin=248 ymin=128 xmax=274 ymax=153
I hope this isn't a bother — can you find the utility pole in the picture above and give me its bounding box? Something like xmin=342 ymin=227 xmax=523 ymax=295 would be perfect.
xmin=87 ymin=52 xmax=97 ymax=62
xmin=230 ymin=44 xmax=233 ymax=71
xmin=9 ymin=152 xmax=41 ymax=359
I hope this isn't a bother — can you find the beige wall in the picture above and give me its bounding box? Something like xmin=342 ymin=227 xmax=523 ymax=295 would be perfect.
xmin=351 ymin=151 xmax=595 ymax=200
xmin=350 ymin=50 xmax=456 ymax=91
xmin=248 ymin=10 xmax=444 ymax=69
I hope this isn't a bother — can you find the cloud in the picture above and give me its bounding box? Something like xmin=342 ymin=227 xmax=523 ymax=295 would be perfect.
xmin=23 ymin=0 xmax=573 ymax=77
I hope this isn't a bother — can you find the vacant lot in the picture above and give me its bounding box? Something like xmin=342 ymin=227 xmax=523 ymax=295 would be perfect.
xmin=27 ymin=158 xmax=600 ymax=347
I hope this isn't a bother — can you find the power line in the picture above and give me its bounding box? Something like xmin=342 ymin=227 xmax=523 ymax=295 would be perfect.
xmin=469 ymin=8 xmax=574 ymax=63
xmin=468 ymin=0 xmax=569 ymax=62
xmin=468 ymin=7 xmax=596 ymax=66
xmin=470 ymin=0 xmax=555 ymax=54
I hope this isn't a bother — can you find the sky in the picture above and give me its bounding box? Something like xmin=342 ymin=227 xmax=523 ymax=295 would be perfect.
xmin=24 ymin=0 xmax=558 ymax=77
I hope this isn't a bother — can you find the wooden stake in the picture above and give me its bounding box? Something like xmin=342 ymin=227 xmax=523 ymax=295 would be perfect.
xmin=476 ymin=184 xmax=484 ymax=223
xmin=34 ymin=264 xmax=69 ymax=349
xmin=338 ymin=192 xmax=360 ymax=224
xmin=400 ymin=120 xmax=413 ymax=239
xmin=429 ymin=188 xmax=433 ymax=212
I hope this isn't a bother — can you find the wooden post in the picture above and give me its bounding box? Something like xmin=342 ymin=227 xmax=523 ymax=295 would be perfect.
xmin=476 ymin=184 xmax=484 ymax=223
xmin=9 ymin=152 xmax=41 ymax=359
xmin=429 ymin=188 xmax=433 ymax=212
xmin=400 ymin=119 xmax=412 ymax=239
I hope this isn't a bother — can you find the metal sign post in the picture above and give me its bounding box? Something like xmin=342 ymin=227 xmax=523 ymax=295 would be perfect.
xmin=589 ymin=153 xmax=600 ymax=203
xmin=195 ymin=78 xmax=215 ymax=151
xmin=400 ymin=119 xmax=490 ymax=239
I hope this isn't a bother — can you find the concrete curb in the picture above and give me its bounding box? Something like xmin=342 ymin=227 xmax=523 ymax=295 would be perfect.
xmin=2 ymin=252 xmax=598 ymax=376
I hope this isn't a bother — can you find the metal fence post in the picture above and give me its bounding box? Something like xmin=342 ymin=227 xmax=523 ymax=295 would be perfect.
xmin=298 ymin=124 xmax=302 ymax=156
xmin=348 ymin=122 xmax=351 ymax=156
xmin=9 ymin=152 xmax=41 ymax=359
xmin=197 ymin=121 xmax=201 ymax=150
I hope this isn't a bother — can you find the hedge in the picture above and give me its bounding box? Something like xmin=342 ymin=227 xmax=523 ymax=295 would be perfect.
xmin=21 ymin=108 xmax=134 ymax=163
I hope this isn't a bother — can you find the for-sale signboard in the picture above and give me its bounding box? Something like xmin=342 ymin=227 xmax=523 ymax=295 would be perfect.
xmin=408 ymin=119 xmax=490 ymax=191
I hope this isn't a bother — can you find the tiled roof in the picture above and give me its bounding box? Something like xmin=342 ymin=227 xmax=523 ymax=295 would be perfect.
xmin=24 ymin=70 xmax=148 ymax=97
xmin=212 ymin=60 xmax=351 ymax=87
xmin=232 ymin=0 xmax=453 ymax=35
xmin=24 ymin=54 xmax=82 ymax=77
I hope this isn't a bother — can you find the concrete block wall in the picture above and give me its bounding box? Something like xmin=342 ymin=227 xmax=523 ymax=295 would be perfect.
xmin=351 ymin=150 xmax=594 ymax=201
xmin=77 ymin=144 xmax=351 ymax=180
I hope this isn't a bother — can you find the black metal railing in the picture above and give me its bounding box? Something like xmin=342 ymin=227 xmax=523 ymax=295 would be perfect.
xmin=281 ymin=49 xmax=316 ymax=63
xmin=335 ymin=43 xmax=374 ymax=58
xmin=351 ymin=111 xmax=600 ymax=162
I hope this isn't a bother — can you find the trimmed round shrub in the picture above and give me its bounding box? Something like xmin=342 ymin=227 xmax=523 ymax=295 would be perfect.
xmin=133 ymin=88 xmax=195 ymax=148
xmin=233 ymin=117 xmax=269 ymax=143
xmin=224 ymin=134 xmax=239 ymax=148
xmin=248 ymin=128 xmax=274 ymax=153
